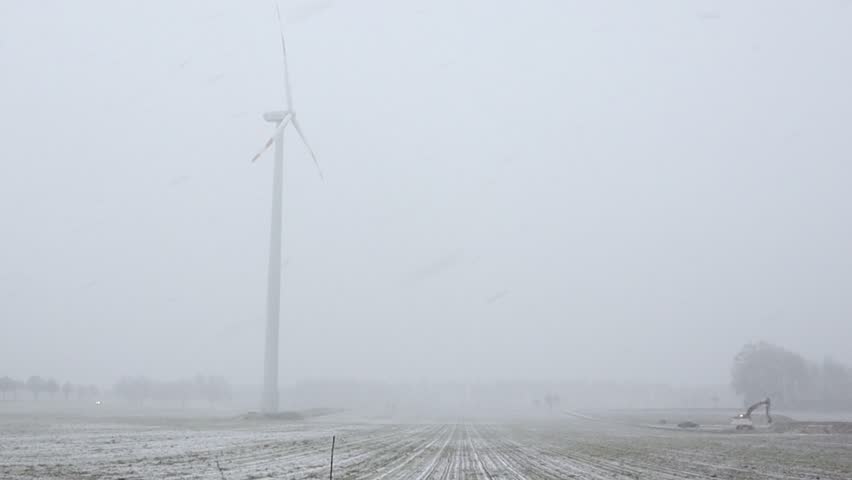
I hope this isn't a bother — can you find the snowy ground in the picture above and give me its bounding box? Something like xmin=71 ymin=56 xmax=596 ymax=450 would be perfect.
xmin=1 ymin=411 xmax=850 ymax=479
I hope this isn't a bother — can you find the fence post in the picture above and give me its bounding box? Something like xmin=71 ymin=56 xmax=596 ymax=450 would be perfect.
xmin=329 ymin=435 xmax=336 ymax=480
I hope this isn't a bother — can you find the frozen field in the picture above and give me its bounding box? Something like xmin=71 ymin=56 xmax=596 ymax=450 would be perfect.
xmin=1 ymin=412 xmax=851 ymax=479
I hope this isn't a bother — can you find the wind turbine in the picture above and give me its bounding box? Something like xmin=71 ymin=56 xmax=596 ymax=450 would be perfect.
xmin=252 ymin=1 xmax=323 ymax=414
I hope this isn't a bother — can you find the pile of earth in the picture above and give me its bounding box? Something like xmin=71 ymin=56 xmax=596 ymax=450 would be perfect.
xmin=240 ymin=408 xmax=343 ymax=421
xmin=771 ymin=421 xmax=852 ymax=434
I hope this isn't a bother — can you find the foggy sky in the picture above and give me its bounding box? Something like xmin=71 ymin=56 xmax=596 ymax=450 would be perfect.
xmin=1 ymin=0 xmax=851 ymax=387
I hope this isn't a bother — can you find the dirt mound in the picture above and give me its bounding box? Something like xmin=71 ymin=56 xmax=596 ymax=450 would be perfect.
xmin=771 ymin=421 xmax=852 ymax=434
xmin=769 ymin=414 xmax=795 ymax=423
xmin=301 ymin=407 xmax=344 ymax=418
xmin=241 ymin=411 xmax=304 ymax=421
xmin=741 ymin=414 xmax=793 ymax=426
xmin=239 ymin=408 xmax=344 ymax=422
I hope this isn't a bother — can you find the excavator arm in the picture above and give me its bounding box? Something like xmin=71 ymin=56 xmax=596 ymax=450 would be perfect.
xmin=742 ymin=397 xmax=772 ymax=424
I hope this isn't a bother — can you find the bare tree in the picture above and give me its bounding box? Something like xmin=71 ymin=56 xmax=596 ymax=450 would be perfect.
xmin=46 ymin=378 xmax=59 ymax=399
xmin=13 ymin=379 xmax=23 ymax=400
xmin=177 ymin=379 xmax=193 ymax=408
xmin=732 ymin=342 xmax=811 ymax=408
xmin=0 ymin=376 xmax=14 ymax=400
xmin=76 ymin=384 xmax=89 ymax=400
xmin=114 ymin=375 xmax=231 ymax=408
xmin=544 ymin=393 xmax=560 ymax=412
xmin=819 ymin=357 xmax=852 ymax=410
xmin=62 ymin=381 xmax=73 ymax=400
xmin=732 ymin=342 xmax=852 ymax=410
xmin=26 ymin=376 xmax=45 ymax=400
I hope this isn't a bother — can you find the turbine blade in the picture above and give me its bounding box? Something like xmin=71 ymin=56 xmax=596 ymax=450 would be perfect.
xmin=250 ymin=115 xmax=292 ymax=162
xmin=251 ymin=137 xmax=276 ymax=163
xmin=273 ymin=0 xmax=295 ymax=110
xmin=291 ymin=116 xmax=324 ymax=180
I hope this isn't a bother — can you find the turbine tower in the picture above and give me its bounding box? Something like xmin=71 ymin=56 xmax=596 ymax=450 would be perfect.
xmin=251 ymin=2 xmax=323 ymax=414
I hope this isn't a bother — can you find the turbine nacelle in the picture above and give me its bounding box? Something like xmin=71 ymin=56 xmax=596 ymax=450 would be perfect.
xmin=251 ymin=110 xmax=322 ymax=180
xmin=263 ymin=110 xmax=291 ymax=123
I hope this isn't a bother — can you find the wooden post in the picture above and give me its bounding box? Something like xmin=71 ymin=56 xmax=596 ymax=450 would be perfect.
xmin=329 ymin=435 xmax=336 ymax=480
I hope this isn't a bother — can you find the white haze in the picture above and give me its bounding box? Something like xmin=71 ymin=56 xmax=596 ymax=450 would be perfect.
xmin=1 ymin=0 xmax=851 ymax=389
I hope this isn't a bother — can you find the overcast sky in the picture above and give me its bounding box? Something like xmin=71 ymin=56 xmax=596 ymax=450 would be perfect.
xmin=1 ymin=0 xmax=851 ymax=387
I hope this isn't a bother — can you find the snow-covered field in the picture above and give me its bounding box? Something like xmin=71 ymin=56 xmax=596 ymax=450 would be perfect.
xmin=1 ymin=411 xmax=850 ymax=479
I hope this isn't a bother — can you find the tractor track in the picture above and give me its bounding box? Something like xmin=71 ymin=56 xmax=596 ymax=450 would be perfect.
xmin=2 ymin=415 xmax=851 ymax=479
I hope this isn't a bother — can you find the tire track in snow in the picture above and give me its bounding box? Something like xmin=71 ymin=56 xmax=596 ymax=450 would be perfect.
xmin=467 ymin=423 xmax=529 ymax=480
xmin=355 ymin=425 xmax=451 ymax=480
xmin=411 ymin=424 xmax=455 ymax=480
xmin=464 ymin=424 xmax=493 ymax=480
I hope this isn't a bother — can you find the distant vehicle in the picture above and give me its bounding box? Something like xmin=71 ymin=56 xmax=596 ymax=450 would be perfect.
xmin=731 ymin=397 xmax=771 ymax=430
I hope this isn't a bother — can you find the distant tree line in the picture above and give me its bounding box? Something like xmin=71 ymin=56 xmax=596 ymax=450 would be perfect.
xmin=0 ymin=376 xmax=100 ymax=401
xmin=732 ymin=341 xmax=852 ymax=411
xmin=532 ymin=392 xmax=562 ymax=411
xmin=112 ymin=375 xmax=232 ymax=407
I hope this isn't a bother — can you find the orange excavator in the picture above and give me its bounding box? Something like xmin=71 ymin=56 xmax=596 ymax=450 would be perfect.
xmin=731 ymin=397 xmax=772 ymax=430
